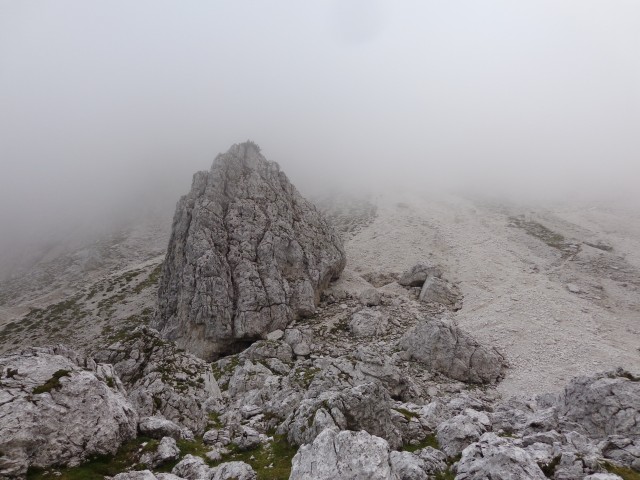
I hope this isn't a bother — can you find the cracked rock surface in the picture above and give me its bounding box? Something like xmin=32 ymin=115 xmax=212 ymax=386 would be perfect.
xmin=0 ymin=346 xmax=138 ymax=478
xmin=153 ymin=142 xmax=346 ymax=360
xmin=93 ymin=326 xmax=221 ymax=435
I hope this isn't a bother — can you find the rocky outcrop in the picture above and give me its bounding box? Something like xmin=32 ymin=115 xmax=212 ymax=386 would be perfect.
xmin=140 ymin=436 xmax=180 ymax=468
xmin=94 ymin=327 xmax=221 ymax=434
xmin=456 ymin=433 xmax=547 ymax=479
xmin=418 ymin=276 xmax=462 ymax=310
xmin=0 ymin=346 xmax=137 ymax=478
xmin=289 ymin=429 xmax=393 ymax=480
xmin=153 ymin=142 xmax=346 ymax=360
xmin=290 ymin=429 xmax=446 ymax=480
xmin=553 ymin=369 xmax=640 ymax=438
xmin=436 ymin=409 xmax=491 ymax=457
xmin=398 ymin=319 xmax=506 ymax=384
xmin=280 ymin=381 xmax=402 ymax=448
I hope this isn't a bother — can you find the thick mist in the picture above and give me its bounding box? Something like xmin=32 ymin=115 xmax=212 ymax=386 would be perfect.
xmin=1 ymin=0 xmax=640 ymax=273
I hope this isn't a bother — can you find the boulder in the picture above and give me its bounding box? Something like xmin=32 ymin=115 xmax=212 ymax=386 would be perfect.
xmin=398 ymin=319 xmax=506 ymax=384
xmin=0 ymin=346 xmax=137 ymax=478
xmin=289 ymin=429 xmax=392 ymax=480
xmin=349 ymin=308 xmax=389 ymax=337
xmin=139 ymin=416 xmax=183 ymax=440
xmin=112 ymin=472 xmax=159 ymax=480
xmin=436 ymin=409 xmax=491 ymax=457
xmin=153 ymin=142 xmax=346 ymax=360
xmin=140 ymin=437 xmax=180 ymax=468
xmin=455 ymin=433 xmax=547 ymax=480
xmin=398 ymin=263 xmax=442 ymax=287
xmin=554 ymin=369 xmax=640 ymax=438
xmin=94 ymin=327 xmax=221 ymax=434
xmin=418 ymin=277 xmax=462 ymax=310
xmin=358 ymin=288 xmax=381 ymax=306
xmin=388 ymin=451 xmax=429 ymax=480
xmin=280 ymin=381 xmax=402 ymax=449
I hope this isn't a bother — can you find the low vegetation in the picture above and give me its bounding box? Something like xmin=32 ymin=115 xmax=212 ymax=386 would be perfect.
xmin=602 ymin=462 xmax=640 ymax=480
xmin=32 ymin=370 xmax=71 ymax=395
xmin=218 ymin=434 xmax=298 ymax=480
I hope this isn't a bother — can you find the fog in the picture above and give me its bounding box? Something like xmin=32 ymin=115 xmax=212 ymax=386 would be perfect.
xmin=1 ymin=1 xmax=640 ymax=270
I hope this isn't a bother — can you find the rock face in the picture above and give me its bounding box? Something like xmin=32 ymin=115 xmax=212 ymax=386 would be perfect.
xmin=0 ymin=346 xmax=138 ymax=478
xmin=398 ymin=319 xmax=506 ymax=384
xmin=154 ymin=142 xmax=346 ymax=360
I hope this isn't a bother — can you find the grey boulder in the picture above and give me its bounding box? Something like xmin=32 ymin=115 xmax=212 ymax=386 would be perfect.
xmin=436 ymin=409 xmax=491 ymax=457
xmin=398 ymin=319 xmax=506 ymax=384
xmin=349 ymin=308 xmax=389 ymax=337
xmin=94 ymin=327 xmax=222 ymax=434
xmin=289 ymin=429 xmax=393 ymax=480
xmin=0 ymin=346 xmax=138 ymax=478
xmin=456 ymin=432 xmax=547 ymax=480
xmin=140 ymin=436 xmax=180 ymax=468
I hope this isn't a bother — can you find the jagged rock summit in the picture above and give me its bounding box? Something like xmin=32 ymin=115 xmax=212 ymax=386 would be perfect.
xmin=153 ymin=142 xmax=346 ymax=360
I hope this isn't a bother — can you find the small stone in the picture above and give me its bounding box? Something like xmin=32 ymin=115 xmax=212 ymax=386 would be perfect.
xmin=567 ymin=283 xmax=581 ymax=294
xmin=266 ymin=330 xmax=284 ymax=341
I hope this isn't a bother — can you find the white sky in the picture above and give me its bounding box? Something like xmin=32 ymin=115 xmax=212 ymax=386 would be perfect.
xmin=1 ymin=1 xmax=639 ymax=248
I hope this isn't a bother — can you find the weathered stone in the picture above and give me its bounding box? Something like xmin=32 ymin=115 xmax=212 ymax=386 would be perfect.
xmin=0 ymin=346 xmax=137 ymax=478
xmin=349 ymin=308 xmax=389 ymax=337
xmin=140 ymin=436 xmax=180 ymax=468
xmin=94 ymin=327 xmax=221 ymax=434
xmin=436 ymin=409 xmax=491 ymax=457
xmin=583 ymin=474 xmax=624 ymax=480
xmin=154 ymin=142 xmax=346 ymax=360
xmin=280 ymin=381 xmax=402 ymax=448
xmin=600 ymin=436 xmax=640 ymax=471
xmin=139 ymin=416 xmax=183 ymax=440
xmin=231 ymin=425 xmax=263 ymax=451
xmin=289 ymin=429 xmax=392 ymax=480
xmin=389 ymin=451 xmax=428 ymax=480
xmin=112 ymin=471 xmax=159 ymax=480
xmin=358 ymin=288 xmax=381 ymax=306
xmin=398 ymin=263 xmax=442 ymax=287
xmin=414 ymin=447 xmax=447 ymax=474
xmin=553 ymin=369 xmax=640 ymax=438
xmin=398 ymin=319 xmax=506 ymax=384
xmin=211 ymin=461 xmax=257 ymax=480
xmin=266 ymin=329 xmax=284 ymax=341
xmin=418 ymin=276 xmax=462 ymax=309
xmin=456 ymin=433 xmax=547 ymax=480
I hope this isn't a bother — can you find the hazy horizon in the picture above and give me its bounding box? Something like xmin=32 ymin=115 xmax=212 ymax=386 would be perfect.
xmin=1 ymin=1 xmax=640 ymax=270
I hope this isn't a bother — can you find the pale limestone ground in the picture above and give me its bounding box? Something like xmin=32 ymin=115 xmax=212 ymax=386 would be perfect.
xmin=344 ymin=191 xmax=640 ymax=398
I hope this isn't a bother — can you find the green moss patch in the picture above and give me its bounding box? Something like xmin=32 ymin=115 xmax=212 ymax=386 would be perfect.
xmin=401 ymin=433 xmax=439 ymax=452
xmin=218 ymin=434 xmax=298 ymax=480
xmin=603 ymin=462 xmax=640 ymax=480
xmin=26 ymin=436 xmax=155 ymax=480
xmin=32 ymin=370 xmax=71 ymax=395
